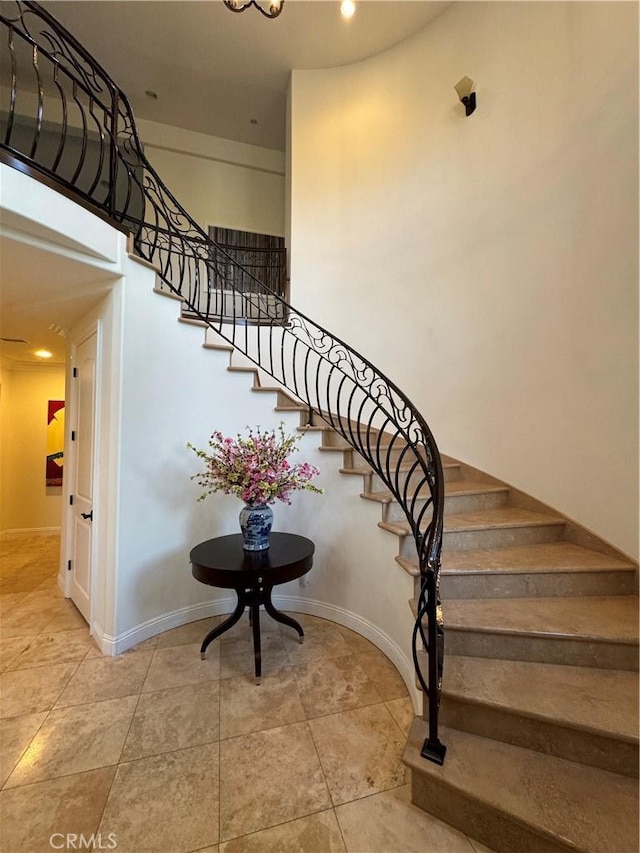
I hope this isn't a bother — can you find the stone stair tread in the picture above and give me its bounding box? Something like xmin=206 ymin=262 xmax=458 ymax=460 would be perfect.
xmin=341 ymin=460 xmax=461 ymax=478
xmin=442 ymin=542 xmax=637 ymax=574
xmin=444 ymin=507 xmax=565 ymax=533
xmin=363 ymin=479 xmax=505 ymax=505
xmin=443 ymin=542 xmax=637 ymax=573
xmin=445 ymin=595 xmax=639 ymax=644
xmin=404 ymin=720 xmax=639 ymax=853
xmin=398 ymin=542 xmax=636 ymax=578
xmin=443 ymin=655 xmax=639 ymax=743
xmin=379 ymin=507 xmax=565 ymax=539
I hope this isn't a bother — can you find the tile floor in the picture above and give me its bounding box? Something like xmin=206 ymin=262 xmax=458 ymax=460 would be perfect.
xmin=0 ymin=534 xmax=492 ymax=853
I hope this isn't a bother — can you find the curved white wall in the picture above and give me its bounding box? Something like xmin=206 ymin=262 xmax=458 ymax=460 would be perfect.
xmin=0 ymin=165 xmax=420 ymax=701
xmin=289 ymin=1 xmax=639 ymax=558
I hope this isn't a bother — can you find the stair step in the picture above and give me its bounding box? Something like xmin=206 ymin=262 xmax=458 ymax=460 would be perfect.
xmin=404 ymin=720 xmax=639 ymax=853
xmin=381 ymin=507 xmax=566 ymax=558
xmin=362 ymin=480 xmax=509 ymax=523
xmin=444 ymin=595 xmax=639 ymax=670
xmin=202 ymin=341 xmax=234 ymax=353
xmin=398 ymin=542 xmax=637 ymax=598
xmin=438 ymin=654 xmax=639 ymax=777
xmin=152 ymin=284 xmax=184 ymax=301
xmin=340 ymin=460 xmax=462 ymax=486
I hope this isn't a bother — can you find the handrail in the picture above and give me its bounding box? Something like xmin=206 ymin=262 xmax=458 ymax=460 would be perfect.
xmin=0 ymin=0 xmax=446 ymax=764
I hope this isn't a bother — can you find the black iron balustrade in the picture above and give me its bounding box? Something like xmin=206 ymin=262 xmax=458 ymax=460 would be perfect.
xmin=0 ymin=0 xmax=446 ymax=764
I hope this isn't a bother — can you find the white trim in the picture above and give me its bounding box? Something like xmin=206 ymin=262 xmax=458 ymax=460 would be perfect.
xmin=0 ymin=526 xmax=61 ymax=538
xmin=99 ymin=596 xmax=237 ymax=656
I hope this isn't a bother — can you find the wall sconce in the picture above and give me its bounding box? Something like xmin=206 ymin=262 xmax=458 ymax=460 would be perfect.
xmin=454 ymin=76 xmax=476 ymax=117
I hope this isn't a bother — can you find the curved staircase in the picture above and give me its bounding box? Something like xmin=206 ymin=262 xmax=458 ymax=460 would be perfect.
xmin=164 ymin=285 xmax=639 ymax=853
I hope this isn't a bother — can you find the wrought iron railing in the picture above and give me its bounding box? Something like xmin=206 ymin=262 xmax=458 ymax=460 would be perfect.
xmin=0 ymin=0 xmax=446 ymax=764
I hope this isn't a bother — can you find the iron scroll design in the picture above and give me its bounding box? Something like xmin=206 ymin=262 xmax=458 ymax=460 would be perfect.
xmin=0 ymin=0 xmax=446 ymax=764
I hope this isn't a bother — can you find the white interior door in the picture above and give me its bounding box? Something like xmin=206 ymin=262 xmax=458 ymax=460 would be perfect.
xmin=69 ymin=330 xmax=97 ymax=622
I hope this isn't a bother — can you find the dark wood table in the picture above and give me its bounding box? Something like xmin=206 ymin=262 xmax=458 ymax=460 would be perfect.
xmin=190 ymin=532 xmax=315 ymax=683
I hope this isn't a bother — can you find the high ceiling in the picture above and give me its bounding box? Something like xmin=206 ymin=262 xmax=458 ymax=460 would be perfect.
xmin=1 ymin=0 xmax=451 ymax=365
xmin=40 ymin=0 xmax=451 ymax=151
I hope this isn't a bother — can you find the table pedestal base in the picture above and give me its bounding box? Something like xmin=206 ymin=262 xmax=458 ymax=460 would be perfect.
xmin=200 ymin=583 xmax=304 ymax=683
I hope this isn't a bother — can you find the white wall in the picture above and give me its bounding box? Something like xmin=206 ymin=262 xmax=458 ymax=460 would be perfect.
xmin=289 ymin=1 xmax=639 ymax=558
xmin=104 ymin=254 xmax=419 ymax=699
xmin=0 ymin=360 xmax=66 ymax=533
xmin=137 ymin=119 xmax=285 ymax=236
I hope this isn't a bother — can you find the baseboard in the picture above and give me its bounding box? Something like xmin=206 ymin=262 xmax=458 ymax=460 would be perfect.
xmin=0 ymin=526 xmax=61 ymax=539
xmin=97 ymin=592 xmax=421 ymax=711
xmin=99 ymin=596 xmax=237 ymax=656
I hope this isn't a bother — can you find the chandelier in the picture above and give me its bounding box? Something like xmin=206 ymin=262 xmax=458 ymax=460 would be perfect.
xmin=223 ymin=0 xmax=284 ymax=18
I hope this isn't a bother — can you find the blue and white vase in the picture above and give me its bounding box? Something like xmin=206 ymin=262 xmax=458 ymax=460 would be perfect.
xmin=239 ymin=503 xmax=273 ymax=551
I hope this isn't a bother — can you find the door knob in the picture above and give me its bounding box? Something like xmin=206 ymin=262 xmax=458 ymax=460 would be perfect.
xmin=80 ymin=511 xmax=93 ymax=521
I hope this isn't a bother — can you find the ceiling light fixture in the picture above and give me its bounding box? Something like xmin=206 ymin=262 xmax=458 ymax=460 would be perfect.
xmin=340 ymin=1 xmax=356 ymax=19
xmin=34 ymin=349 xmax=53 ymax=359
xmin=223 ymin=0 xmax=284 ymax=19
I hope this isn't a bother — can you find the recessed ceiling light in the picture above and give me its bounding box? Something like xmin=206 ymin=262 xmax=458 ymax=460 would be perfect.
xmin=340 ymin=0 xmax=356 ymax=19
xmin=145 ymin=90 xmax=158 ymax=99
xmin=34 ymin=349 xmax=53 ymax=359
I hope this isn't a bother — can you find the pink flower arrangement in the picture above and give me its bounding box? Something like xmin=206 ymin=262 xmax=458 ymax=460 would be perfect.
xmin=188 ymin=423 xmax=323 ymax=506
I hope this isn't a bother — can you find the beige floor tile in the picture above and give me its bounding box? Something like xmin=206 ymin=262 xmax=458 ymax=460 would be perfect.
xmin=55 ymin=650 xmax=154 ymax=707
xmin=219 ymin=810 xmax=346 ymax=853
xmin=219 ymin=721 xmax=331 ymax=841
xmin=385 ymin=697 xmax=415 ymax=737
xmin=335 ymin=784 xmax=477 ymax=853
xmin=336 ymin=626 xmax=378 ymax=655
xmin=282 ymin=623 xmax=353 ymax=665
xmin=469 ymin=841 xmax=498 ymax=853
xmin=0 ymin=605 xmax=65 ymax=639
xmin=219 ymin=624 xmax=286 ymax=659
xmin=0 ymin=592 xmax=27 ymax=614
xmin=292 ymin=655 xmax=382 ymax=719
xmin=142 ymin=642 xmax=220 ymax=692
xmin=155 ymin=616 xmax=222 ymax=649
xmin=0 ymin=712 xmax=47 ymax=787
xmin=353 ymin=650 xmax=408 ymax=701
xmin=0 ymin=767 xmax=116 ymax=852
xmin=98 ymin=743 xmax=219 ymax=853
xmin=0 ymin=636 xmax=32 ymax=673
xmin=309 ymin=704 xmax=408 ymax=806
xmin=122 ymin=681 xmax=220 ymax=760
xmin=39 ymin=601 xmax=88 ymax=633
xmin=0 ymin=662 xmax=77 ymax=718
xmin=219 ymin=645 xmax=290 ymax=679
xmin=219 ymin=667 xmax=305 ymax=739
xmin=11 ymin=587 xmax=64 ymax=613
xmin=5 ymin=695 xmax=137 ymax=787
xmin=7 ymin=628 xmax=93 ymax=670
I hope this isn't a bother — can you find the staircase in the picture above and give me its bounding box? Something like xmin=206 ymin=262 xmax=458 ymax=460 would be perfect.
xmin=2 ymin=4 xmax=638 ymax=849
xmin=372 ymin=456 xmax=638 ymax=852
xmin=163 ymin=288 xmax=640 ymax=852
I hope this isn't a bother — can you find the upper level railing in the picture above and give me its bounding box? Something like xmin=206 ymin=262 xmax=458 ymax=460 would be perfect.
xmin=0 ymin=0 xmax=446 ymax=764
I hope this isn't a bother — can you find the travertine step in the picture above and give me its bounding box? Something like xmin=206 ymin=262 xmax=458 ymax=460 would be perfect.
xmin=404 ymin=720 xmax=639 ymax=853
xmin=443 ymin=595 xmax=639 ymax=670
xmin=398 ymin=542 xmax=637 ymax=599
xmin=383 ymin=507 xmax=566 ymax=559
xmin=438 ymin=654 xmax=639 ymax=777
xmin=362 ymin=480 xmax=509 ymax=523
xmin=357 ymin=460 xmax=462 ymax=490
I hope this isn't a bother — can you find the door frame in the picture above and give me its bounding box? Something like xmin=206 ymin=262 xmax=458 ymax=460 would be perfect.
xmin=61 ymin=319 xmax=102 ymax=635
